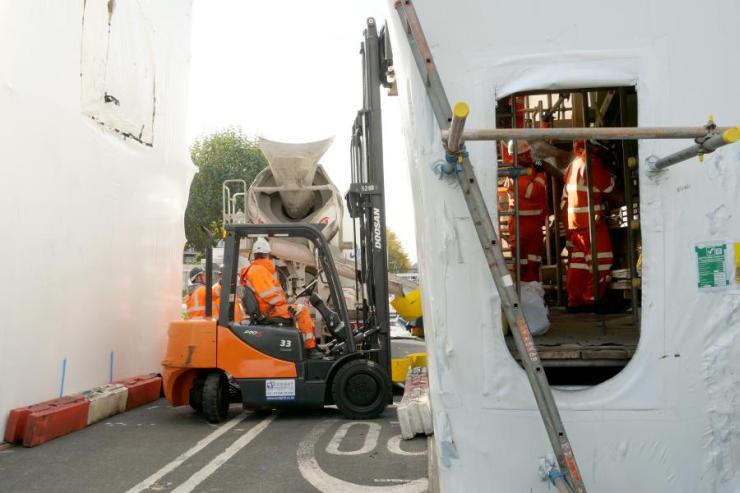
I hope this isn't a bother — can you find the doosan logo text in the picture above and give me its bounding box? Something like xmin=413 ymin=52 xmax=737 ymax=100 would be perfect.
xmin=373 ymin=208 xmax=382 ymax=250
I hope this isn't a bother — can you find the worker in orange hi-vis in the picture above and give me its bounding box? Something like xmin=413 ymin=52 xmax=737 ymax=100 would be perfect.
xmin=242 ymin=237 xmax=322 ymax=359
xmin=212 ymin=265 xmax=244 ymax=322
xmin=185 ymin=267 xmax=217 ymax=319
xmin=506 ymin=140 xmax=549 ymax=282
xmin=561 ymin=141 xmax=616 ymax=311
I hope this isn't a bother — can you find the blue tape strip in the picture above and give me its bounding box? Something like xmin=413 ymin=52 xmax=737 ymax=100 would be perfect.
xmin=548 ymin=470 xmax=567 ymax=487
xmin=60 ymin=357 xmax=67 ymax=397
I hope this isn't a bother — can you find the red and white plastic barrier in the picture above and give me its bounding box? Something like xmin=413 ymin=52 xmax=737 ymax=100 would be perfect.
xmin=3 ymin=374 xmax=161 ymax=447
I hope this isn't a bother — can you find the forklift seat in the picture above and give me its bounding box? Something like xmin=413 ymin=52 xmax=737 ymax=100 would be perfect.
xmin=241 ymin=286 xmax=295 ymax=327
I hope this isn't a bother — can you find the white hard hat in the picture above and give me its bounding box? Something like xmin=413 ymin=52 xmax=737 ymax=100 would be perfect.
xmin=253 ymin=237 xmax=271 ymax=255
xmin=507 ymin=139 xmax=531 ymax=155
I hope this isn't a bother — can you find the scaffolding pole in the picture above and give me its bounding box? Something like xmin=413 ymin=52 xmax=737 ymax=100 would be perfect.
xmin=618 ymin=88 xmax=640 ymax=322
xmin=551 ymin=175 xmax=564 ymax=306
xmin=513 ymin=97 xmax=522 ymax=296
xmin=443 ymin=126 xmax=734 ymax=142
xmin=650 ymin=127 xmax=740 ymax=170
xmin=580 ymin=94 xmax=601 ymax=307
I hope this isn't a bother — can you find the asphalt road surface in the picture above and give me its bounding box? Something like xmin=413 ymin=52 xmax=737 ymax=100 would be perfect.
xmin=0 ymin=399 xmax=428 ymax=493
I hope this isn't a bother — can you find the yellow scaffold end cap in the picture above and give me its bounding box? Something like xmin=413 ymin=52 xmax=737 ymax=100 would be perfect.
xmin=453 ymin=102 xmax=470 ymax=119
xmin=723 ymin=127 xmax=740 ymax=144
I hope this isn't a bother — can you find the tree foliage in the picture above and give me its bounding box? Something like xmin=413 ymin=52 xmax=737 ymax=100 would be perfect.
xmin=386 ymin=228 xmax=411 ymax=273
xmin=185 ymin=128 xmax=268 ymax=249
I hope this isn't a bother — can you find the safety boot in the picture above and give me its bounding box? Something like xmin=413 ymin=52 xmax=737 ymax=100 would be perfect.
xmin=307 ymin=348 xmax=325 ymax=360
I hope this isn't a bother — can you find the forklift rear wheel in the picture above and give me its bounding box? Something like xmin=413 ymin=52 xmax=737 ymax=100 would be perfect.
xmin=332 ymin=359 xmax=390 ymax=419
xmin=202 ymin=372 xmax=229 ymax=423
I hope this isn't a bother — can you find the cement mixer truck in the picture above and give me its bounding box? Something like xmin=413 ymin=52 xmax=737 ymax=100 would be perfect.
xmin=223 ymin=137 xmax=347 ymax=298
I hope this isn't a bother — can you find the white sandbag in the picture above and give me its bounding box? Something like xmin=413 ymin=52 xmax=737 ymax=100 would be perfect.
xmin=520 ymin=281 xmax=550 ymax=336
xmin=398 ymin=366 xmax=433 ymax=440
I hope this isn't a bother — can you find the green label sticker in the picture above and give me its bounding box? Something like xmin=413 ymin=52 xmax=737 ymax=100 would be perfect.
xmin=695 ymin=243 xmax=729 ymax=289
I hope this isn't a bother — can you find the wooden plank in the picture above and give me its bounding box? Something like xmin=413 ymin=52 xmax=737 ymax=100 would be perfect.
xmin=581 ymin=349 xmax=630 ymax=360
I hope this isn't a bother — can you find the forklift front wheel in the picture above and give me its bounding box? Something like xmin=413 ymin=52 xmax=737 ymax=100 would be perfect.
xmin=202 ymin=372 xmax=229 ymax=424
xmin=331 ymin=359 xmax=390 ymax=420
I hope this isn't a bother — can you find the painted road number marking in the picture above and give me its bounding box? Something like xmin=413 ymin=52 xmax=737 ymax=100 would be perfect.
xmin=299 ymin=419 xmax=428 ymax=493
xmin=325 ymin=422 xmax=381 ymax=455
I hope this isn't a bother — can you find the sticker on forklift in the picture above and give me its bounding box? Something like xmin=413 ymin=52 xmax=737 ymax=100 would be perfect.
xmin=265 ymin=379 xmax=296 ymax=400
xmin=695 ymin=242 xmax=730 ymax=290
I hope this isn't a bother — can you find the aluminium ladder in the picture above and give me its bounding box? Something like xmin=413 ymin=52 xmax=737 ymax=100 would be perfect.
xmin=394 ymin=2 xmax=587 ymax=491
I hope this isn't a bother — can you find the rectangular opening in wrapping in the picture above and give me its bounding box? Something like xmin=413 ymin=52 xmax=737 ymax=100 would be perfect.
xmin=496 ymin=87 xmax=641 ymax=387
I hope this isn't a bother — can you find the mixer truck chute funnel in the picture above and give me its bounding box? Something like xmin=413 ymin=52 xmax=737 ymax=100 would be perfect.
xmin=249 ymin=137 xmax=343 ymax=241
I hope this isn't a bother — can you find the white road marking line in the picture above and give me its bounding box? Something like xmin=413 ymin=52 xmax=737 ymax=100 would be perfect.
xmin=298 ymin=419 xmax=429 ymax=493
xmin=326 ymin=422 xmax=381 ymax=456
xmin=124 ymin=412 xmax=248 ymax=493
xmin=387 ymin=434 xmax=426 ymax=456
xmin=171 ymin=414 xmax=275 ymax=493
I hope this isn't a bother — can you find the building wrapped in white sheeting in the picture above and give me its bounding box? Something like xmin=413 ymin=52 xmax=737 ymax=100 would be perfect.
xmin=386 ymin=0 xmax=740 ymax=491
xmin=0 ymin=0 xmax=194 ymax=432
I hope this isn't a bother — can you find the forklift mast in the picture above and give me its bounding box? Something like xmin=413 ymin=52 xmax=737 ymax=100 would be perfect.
xmin=346 ymin=18 xmax=395 ymax=379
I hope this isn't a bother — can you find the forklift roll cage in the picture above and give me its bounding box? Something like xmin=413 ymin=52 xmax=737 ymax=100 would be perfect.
xmin=218 ymin=223 xmax=356 ymax=352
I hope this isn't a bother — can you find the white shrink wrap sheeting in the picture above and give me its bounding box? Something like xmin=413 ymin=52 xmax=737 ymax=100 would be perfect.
xmin=0 ymin=1 xmax=195 ymax=433
xmin=386 ymin=0 xmax=740 ymax=491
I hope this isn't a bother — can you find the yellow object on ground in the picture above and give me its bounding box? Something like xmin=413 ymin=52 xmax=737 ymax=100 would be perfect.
xmin=391 ymin=288 xmax=423 ymax=321
xmin=391 ymin=352 xmax=427 ymax=383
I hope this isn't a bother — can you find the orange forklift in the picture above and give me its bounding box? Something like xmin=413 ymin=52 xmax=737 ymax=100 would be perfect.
xmin=164 ymin=21 xmax=397 ymax=423
xmin=162 ymin=224 xmax=392 ymax=423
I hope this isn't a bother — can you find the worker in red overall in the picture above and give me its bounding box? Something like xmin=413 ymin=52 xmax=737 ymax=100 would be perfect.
xmin=506 ymin=140 xmax=548 ymax=282
xmin=561 ymin=141 xmax=616 ymax=310
xmin=241 ymin=237 xmax=322 ymax=358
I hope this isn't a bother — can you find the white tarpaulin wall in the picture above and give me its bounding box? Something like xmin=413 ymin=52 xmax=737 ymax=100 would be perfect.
xmin=386 ymin=0 xmax=740 ymax=491
xmin=0 ymin=0 xmax=194 ymax=433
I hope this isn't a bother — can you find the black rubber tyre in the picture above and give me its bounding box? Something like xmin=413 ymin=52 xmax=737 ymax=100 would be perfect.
xmin=331 ymin=359 xmax=390 ymax=419
xmin=189 ymin=374 xmax=205 ymax=413
xmin=202 ymin=372 xmax=229 ymax=423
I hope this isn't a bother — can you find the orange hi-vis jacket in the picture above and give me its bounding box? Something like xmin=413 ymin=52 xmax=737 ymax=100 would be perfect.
xmin=211 ymin=282 xmax=244 ymax=322
xmin=241 ymin=258 xmax=317 ymax=349
xmin=185 ymin=284 xmax=217 ymax=319
xmin=560 ymin=150 xmax=616 ymax=230
xmin=242 ymin=258 xmax=290 ymax=319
